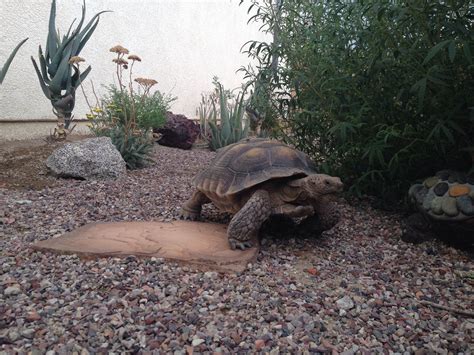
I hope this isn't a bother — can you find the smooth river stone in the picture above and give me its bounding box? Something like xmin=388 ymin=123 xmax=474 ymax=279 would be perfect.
xmin=409 ymin=184 xmax=427 ymax=204
xmin=423 ymin=176 xmax=439 ymax=188
xmin=441 ymin=197 xmax=459 ymax=217
xmin=422 ymin=190 xmax=436 ymax=211
xmin=430 ymin=197 xmax=444 ymax=215
xmin=457 ymin=196 xmax=474 ymax=216
xmin=467 ymin=174 xmax=474 ymax=185
xmin=448 ymin=173 xmax=459 ymax=183
xmin=433 ymin=182 xmax=449 ymax=196
xmin=456 ymin=173 xmax=467 ymax=184
xmin=31 ymin=221 xmax=259 ymax=273
xmin=449 ymin=185 xmax=470 ymax=197
xmin=435 ymin=170 xmax=451 ymax=181
xmin=408 ymin=183 xmax=423 ymax=197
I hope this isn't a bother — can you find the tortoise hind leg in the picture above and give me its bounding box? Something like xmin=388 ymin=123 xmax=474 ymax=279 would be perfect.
xmin=181 ymin=190 xmax=210 ymax=220
xmin=228 ymin=190 xmax=272 ymax=250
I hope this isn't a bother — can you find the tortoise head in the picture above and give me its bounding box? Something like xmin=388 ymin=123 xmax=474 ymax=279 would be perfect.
xmin=299 ymin=174 xmax=344 ymax=199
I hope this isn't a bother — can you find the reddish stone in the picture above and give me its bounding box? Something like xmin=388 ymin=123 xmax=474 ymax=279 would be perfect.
xmin=148 ymin=340 xmax=161 ymax=350
xmin=155 ymin=112 xmax=200 ymax=150
xmin=144 ymin=316 xmax=156 ymax=325
xmin=306 ymin=268 xmax=319 ymax=276
xmin=255 ymin=339 xmax=265 ymax=351
xmin=26 ymin=310 xmax=41 ymax=321
xmin=31 ymin=221 xmax=259 ymax=273
xmin=449 ymin=185 xmax=470 ymax=197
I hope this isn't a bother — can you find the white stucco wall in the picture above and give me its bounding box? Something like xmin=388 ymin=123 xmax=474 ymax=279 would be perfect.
xmin=0 ymin=0 xmax=266 ymax=140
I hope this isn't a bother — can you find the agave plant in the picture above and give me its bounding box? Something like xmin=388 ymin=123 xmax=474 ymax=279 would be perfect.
xmin=208 ymin=80 xmax=249 ymax=151
xmin=0 ymin=38 xmax=28 ymax=84
xmin=31 ymin=0 xmax=109 ymax=129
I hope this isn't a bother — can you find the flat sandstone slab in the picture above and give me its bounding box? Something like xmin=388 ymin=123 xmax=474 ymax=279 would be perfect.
xmin=31 ymin=221 xmax=258 ymax=272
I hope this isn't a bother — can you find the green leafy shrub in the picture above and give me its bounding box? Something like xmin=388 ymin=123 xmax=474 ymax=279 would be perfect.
xmin=241 ymin=0 xmax=474 ymax=201
xmin=86 ymin=45 xmax=173 ymax=169
xmin=103 ymin=85 xmax=174 ymax=131
xmin=102 ymin=125 xmax=154 ymax=170
xmin=197 ymin=77 xmax=249 ymax=151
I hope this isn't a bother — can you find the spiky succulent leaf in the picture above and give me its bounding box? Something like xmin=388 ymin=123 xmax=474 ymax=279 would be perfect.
xmin=75 ymin=11 xmax=110 ymax=54
xmin=31 ymin=57 xmax=52 ymax=99
xmin=37 ymin=46 xmax=51 ymax=84
xmin=72 ymin=65 xmax=91 ymax=89
xmin=46 ymin=0 xmax=57 ymax=60
xmin=0 ymin=38 xmax=28 ymax=84
xmin=49 ymin=49 xmax=72 ymax=94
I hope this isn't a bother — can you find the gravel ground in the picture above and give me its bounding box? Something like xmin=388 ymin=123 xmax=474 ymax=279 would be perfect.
xmin=1 ymin=144 xmax=473 ymax=354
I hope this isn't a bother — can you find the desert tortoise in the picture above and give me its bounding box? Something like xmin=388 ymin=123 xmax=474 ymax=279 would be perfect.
xmin=181 ymin=138 xmax=343 ymax=250
xmin=402 ymin=170 xmax=474 ymax=246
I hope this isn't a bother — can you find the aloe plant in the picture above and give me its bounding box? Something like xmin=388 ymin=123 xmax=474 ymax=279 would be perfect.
xmin=208 ymin=80 xmax=249 ymax=151
xmin=0 ymin=38 xmax=28 ymax=84
xmin=31 ymin=0 xmax=109 ymax=128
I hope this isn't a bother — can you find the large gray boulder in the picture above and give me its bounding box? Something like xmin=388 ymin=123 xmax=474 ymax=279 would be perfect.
xmin=46 ymin=137 xmax=126 ymax=180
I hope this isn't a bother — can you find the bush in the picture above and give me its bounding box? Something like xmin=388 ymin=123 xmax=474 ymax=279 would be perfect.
xmin=86 ymin=45 xmax=175 ymax=169
xmin=104 ymin=85 xmax=175 ymax=131
xmin=241 ymin=0 xmax=474 ymax=201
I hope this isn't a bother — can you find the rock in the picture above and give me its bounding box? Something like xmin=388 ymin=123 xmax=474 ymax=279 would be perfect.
xmin=255 ymin=339 xmax=265 ymax=350
xmin=456 ymin=173 xmax=467 ymax=184
xmin=14 ymin=199 xmax=32 ymax=205
xmin=467 ymin=173 xmax=474 ymax=185
xmin=191 ymin=338 xmax=205 ymax=346
xmin=155 ymin=112 xmax=200 ymax=150
xmin=26 ymin=310 xmax=41 ymax=322
xmin=457 ymin=195 xmax=474 ymax=216
xmin=421 ymin=190 xmax=435 ymax=211
xmin=441 ymin=196 xmax=458 ymax=216
xmin=4 ymin=285 xmax=21 ymax=296
xmin=435 ymin=170 xmax=451 ymax=180
xmin=423 ymin=176 xmax=439 ymax=188
xmin=336 ymin=296 xmax=354 ymax=310
xmin=8 ymin=330 xmax=20 ymax=342
xmin=449 ymin=185 xmax=470 ymax=197
xmin=204 ymin=271 xmax=218 ymax=279
xmin=448 ymin=172 xmax=460 ymax=183
xmin=409 ymin=184 xmax=427 ymax=205
xmin=433 ymin=182 xmax=449 ymax=196
xmin=21 ymin=328 xmax=35 ymax=339
xmin=32 ymin=221 xmax=258 ymax=273
xmin=46 ymin=137 xmax=126 ymax=179
xmin=430 ymin=197 xmax=444 ymax=215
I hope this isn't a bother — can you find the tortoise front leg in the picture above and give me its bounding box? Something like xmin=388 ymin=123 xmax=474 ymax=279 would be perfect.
xmin=227 ymin=190 xmax=272 ymax=250
xmin=273 ymin=204 xmax=314 ymax=218
xmin=180 ymin=190 xmax=210 ymax=220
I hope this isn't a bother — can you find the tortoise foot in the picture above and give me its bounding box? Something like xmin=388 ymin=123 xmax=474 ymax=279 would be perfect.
xmin=228 ymin=238 xmax=253 ymax=250
xmin=179 ymin=207 xmax=201 ymax=221
xmin=180 ymin=190 xmax=210 ymax=221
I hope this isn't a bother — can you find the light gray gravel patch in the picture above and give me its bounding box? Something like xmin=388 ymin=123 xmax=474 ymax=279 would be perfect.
xmin=1 ymin=145 xmax=473 ymax=353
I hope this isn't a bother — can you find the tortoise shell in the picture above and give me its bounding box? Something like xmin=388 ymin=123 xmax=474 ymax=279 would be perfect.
xmin=194 ymin=138 xmax=317 ymax=198
xmin=408 ymin=170 xmax=474 ymax=225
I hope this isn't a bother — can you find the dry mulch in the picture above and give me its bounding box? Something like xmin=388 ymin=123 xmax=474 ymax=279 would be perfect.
xmin=0 ymin=138 xmax=473 ymax=353
xmin=0 ymin=136 xmax=89 ymax=190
